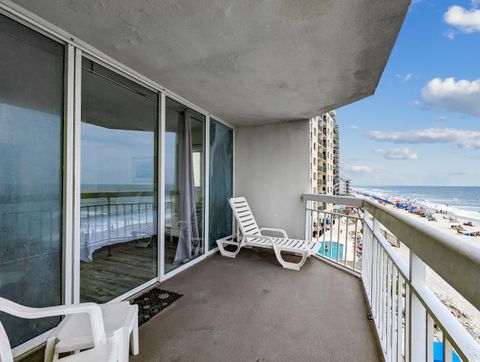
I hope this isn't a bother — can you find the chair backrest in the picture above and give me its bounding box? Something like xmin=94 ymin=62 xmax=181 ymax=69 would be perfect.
xmin=0 ymin=321 xmax=13 ymax=362
xmin=229 ymin=197 xmax=260 ymax=236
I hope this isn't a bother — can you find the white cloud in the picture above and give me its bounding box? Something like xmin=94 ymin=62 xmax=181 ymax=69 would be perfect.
xmin=350 ymin=124 xmax=359 ymax=130
xmin=444 ymin=5 xmax=480 ymax=33
xmin=396 ymin=73 xmax=414 ymax=82
xmin=435 ymin=116 xmax=447 ymax=122
xmin=422 ymin=78 xmax=480 ymax=117
xmin=444 ymin=29 xmax=456 ymax=39
xmin=375 ymin=147 xmax=419 ymax=160
xmin=343 ymin=165 xmax=373 ymax=174
xmin=369 ymin=128 xmax=480 ymax=149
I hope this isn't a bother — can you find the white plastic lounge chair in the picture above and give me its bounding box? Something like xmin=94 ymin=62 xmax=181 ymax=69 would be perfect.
xmin=45 ymin=301 xmax=138 ymax=362
xmin=217 ymin=197 xmax=320 ymax=270
xmin=0 ymin=298 xmax=117 ymax=362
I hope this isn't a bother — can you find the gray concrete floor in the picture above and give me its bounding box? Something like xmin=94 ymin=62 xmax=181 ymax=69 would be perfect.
xmin=131 ymin=249 xmax=382 ymax=362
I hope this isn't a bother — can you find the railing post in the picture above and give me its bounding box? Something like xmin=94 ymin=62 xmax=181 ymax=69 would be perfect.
xmin=409 ymin=252 xmax=427 ymax=362
xmin=371 ymin=213 xmax=379 ymax=312
xmin=304 ymin=198 xmax=311 ymax=242
xmin=107 ymin=195 xmax=111 ymax=243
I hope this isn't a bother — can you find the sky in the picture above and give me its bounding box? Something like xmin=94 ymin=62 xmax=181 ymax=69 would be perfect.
xmin=337 ymin=0 xmax=480 ymax=186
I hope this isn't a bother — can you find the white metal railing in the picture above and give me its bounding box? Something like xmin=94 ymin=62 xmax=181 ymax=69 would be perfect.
xmin=303 ymin=194 xmax=480 ymax=362
xmin=305 ymin=197 xmax=364 ymax=273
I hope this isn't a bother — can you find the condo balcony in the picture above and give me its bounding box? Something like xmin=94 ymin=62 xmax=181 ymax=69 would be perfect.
xmin=17 ymin=194 xmax=480 ymax=361
xmin=5 ymin=1 xmax=475 ymax=361
xmin=130 ymin=246 xmax=381 ymax=361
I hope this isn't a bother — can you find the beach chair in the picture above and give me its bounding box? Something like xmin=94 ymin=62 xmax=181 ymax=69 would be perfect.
xmin=217 ymin=197 xmax=320 ymax=271
xmin=0 ymin=298 xmax=117 ymax=362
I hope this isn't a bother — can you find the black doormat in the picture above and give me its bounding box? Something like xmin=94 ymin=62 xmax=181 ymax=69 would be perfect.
xmin=132 ymin=288 xmax=183 ymax=326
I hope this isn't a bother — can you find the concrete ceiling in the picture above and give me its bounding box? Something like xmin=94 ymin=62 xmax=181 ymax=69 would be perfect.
xmin=12 ymin=0 xmax=410 ymax=126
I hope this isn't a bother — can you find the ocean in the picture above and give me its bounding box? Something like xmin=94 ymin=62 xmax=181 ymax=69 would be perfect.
xmin=355 ymin=186 xmax=480 ymax=223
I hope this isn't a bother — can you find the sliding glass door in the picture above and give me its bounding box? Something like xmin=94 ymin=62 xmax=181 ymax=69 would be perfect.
xmin=80 ymin=58 xmax=158 ymax=303
xmin=209 ymin=120 xmax=233 ymax=249
xmin=0 ymin=10 xmax=238 ymax=356
xmin=0 ymin=15 xmax=64 ymax=347
xmin=164 ymin=97 xmax=205 ymax=273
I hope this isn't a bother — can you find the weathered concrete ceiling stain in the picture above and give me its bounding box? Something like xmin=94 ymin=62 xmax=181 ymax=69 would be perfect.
xmin=14 ymin=0 xmax=411 ymax=125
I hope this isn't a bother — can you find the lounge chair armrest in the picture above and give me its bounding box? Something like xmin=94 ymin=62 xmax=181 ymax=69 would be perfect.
xmin=259 ymin=228 xmax=288 ymax=238
xmin=0 ymin=298 xmax=107 ymax=347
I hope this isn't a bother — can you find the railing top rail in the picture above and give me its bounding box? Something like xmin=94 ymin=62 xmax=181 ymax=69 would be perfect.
xmin=81 ymin=191 xmax=154 ymax=199
xmin=302 ymin=193 xmax=364 ymax=207
xmin=303 ymin=193 xmax=480 ymax=311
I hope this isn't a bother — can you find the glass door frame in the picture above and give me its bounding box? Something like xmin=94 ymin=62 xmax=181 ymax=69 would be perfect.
xmin=0 ymin=10 xmax=73 ymax=358
xmin=1 ymin=1 xmax=236 ymax=356
xmin=159 ymin=95 xmax=209 ymax=280
xmin=159 ymin=97 xmax=235 ymax=280
xmin=72 ymin=50 xmax=162 ymax=304
xmin=71 ymin=57 xmax=237 ymax=283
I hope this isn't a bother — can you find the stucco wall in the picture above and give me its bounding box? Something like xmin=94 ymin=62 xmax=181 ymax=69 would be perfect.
xmin=235 ymin=120 xmax=310 ymax=239
xmin=13 ymin=0 xmax=411 ymax=125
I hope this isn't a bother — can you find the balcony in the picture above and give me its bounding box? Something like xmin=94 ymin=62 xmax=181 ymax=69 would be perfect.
xmin=0 ymin=0 xmax=415 ymax=360
xmin=130 ymin=250 xmax=381 ymax=361
xmin=21 ymin=192 xmax=480 ymax=361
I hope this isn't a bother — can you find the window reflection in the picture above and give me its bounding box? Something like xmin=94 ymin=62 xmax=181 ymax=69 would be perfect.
xmin=209 ymin=120 xmax=233 ymax=249
xmin=165 ymin=98 xmax=205 ymax=273
xmin=80 ymin=59 xmax=158 ymax=303
xmin=0 ymin=14 xmax=64 ymax=347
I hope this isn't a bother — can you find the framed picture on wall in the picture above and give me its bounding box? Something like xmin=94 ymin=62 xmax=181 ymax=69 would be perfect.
xmin=132 ymin=157 xmax=154 ymax=183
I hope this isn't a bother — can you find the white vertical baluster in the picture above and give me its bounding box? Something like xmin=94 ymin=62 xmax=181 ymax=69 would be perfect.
xmin=372 ymin=238 xmax=379 ymax=321
xmin=443 ymin=337 xmax=453 ymax=362
xmin=426 ymin=314 xmax=434 ymax=362
xmin=380 ymin=249 xmax=386 ymax=350
xmin=391 ymin=268 xmax=398 ymax=362
xmin=322 ymin=211 xmax=326 ymax=254
xmin=409 ymin=252 xmax=427 ymax=362
xmin=304 ymin=199 xmax=310 ymax=241
xmin=397 ymin=273 xmax=404 ymax=362
xmin=329 ymin=212 xmax=334 ymax=261
xmin=386 ymin=259 xmax=392 ymax=359
xmin=404 ymin=281 xmax=410 ymax=362
xmin=376 ymin=240 xmax=382 ymax=325
xmin=338 ymin=214 xmax=343 ymax=264
xmin=353 ymin=218 xmax=358 ymax=271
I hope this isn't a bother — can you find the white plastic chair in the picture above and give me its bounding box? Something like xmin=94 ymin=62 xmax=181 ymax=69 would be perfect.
xmin=217 ymin=197 xmax=321 ymax=270
xmin=45 ymin=301 xmax=139 ymax=362
xmin=0 ymin=297 xmax=117 ymax=362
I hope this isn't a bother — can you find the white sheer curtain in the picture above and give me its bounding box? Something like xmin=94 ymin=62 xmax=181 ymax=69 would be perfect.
xmin=174 ymin=111 xmax=200 ymax=264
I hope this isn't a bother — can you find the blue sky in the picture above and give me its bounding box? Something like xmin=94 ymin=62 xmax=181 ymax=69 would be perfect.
xmin=337 ymin=0 xmax=480 ymax=186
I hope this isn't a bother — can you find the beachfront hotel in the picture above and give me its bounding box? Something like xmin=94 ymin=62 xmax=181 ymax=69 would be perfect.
xmin=339 ymin=178 xmax=352 ymax=196
xmin=0 ymin=0 xmax=479 ymax=361
xmin=309 ymin=111 xmax=339 ymax=198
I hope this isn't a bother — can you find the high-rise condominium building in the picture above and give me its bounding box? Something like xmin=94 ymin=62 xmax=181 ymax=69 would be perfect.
xmin=338 ymin=178 xmax=352 ymax=196
xmin=309 ymin=111 xmax=339 ymax=198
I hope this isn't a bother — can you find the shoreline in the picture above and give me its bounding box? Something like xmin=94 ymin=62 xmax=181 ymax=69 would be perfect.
xmin=355 ymin=187 xmax=480 ymax=224
xmin=355 ymin=190 xmax=480 ymax=241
